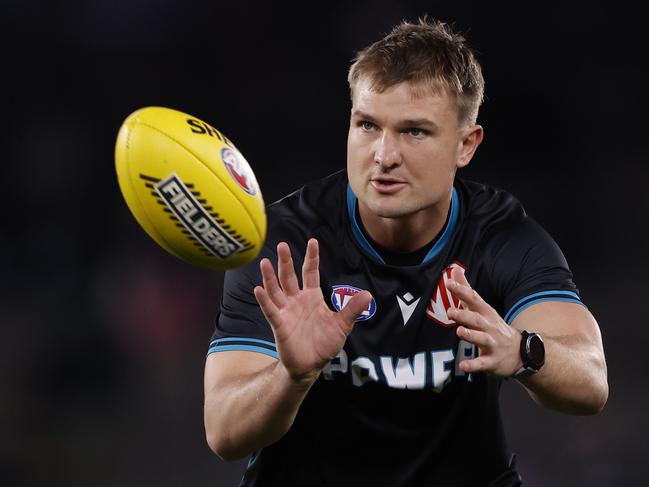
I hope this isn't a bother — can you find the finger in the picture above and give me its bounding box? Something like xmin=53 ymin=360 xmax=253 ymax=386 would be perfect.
xmin=451 ymin=265 xmax=470 ymax=287
xmin=277 ymin=242 xmax=300 ymax=296
xmin=447 ymin=307 xmax=490 ymax=331
xmin=458 ymin=356 xmax=491 ymax=374
xmin=456 ymin=325 xmax=495 ymax=348
xmin=337 ymin=290 xmax=372 ymax=334
xmin=447 ymin=267 xmax=487 ymax=311
xmin=253 ymin=286 xmax=280 ymax=328
xmin=260 ymin=258 xmax=286 ymax=308
xmin=302 ymin=238 xmax=320 ymax=289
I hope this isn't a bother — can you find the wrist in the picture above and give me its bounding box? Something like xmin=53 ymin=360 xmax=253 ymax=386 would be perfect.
xmin=512 ymin=329 xmax=524 ymax=374
xmin=513 ymin=330 xmax=546 ymax=378
xmin=275 ymin=361 xmax=321 ymax=390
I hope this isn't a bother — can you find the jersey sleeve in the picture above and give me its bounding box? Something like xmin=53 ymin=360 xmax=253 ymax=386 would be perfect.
xmin=207 ymin=246 xmax=278 ymax=360
xmin=487 ymin=217 xmax=585 ymax=324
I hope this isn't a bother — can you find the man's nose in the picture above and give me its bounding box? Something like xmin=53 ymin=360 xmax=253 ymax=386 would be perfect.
xmin=374 ymin=131 xmax=402 ymax=169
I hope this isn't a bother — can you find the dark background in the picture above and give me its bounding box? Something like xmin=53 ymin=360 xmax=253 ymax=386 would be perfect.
xmin=2 ymin=1 xmax=647 ymax=485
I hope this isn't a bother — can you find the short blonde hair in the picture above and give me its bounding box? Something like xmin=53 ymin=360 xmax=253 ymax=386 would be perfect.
xmin=348 ymin=18 xmax=485 ymax=125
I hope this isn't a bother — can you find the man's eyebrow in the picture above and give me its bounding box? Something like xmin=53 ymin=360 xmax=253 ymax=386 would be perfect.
xmin=351 ymin=110 xmax=438 ymax=129
xmin=400 ymin=118 xmax=437 ymax=128
xmin=351 ymin=110 xmax=377 ymax=121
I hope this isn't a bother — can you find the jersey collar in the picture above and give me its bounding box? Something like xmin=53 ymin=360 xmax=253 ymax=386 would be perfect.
xmin=346 ymin=183 xmax=460 ymax=266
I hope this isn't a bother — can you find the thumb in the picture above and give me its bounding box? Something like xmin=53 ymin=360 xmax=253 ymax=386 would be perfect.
xmin=338 ymin=291 xmax=373 ymax=331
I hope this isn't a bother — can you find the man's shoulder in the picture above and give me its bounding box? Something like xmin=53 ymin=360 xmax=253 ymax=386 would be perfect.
xmin=453 ymin=177 xmax=552 ymax=256
xmin=455 ymin=178 xmax=527 ymax=228
xmin=455 ymin=178 xmax=560 ymax=262
xmin=267 ymin=169 xmax=347 ymax=216
xmin=265 ymin=169 xmax=347 ymax=240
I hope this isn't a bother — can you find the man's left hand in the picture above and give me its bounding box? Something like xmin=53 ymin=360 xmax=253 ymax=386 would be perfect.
xmin=447 ymin=267 xmax=523 ymax=378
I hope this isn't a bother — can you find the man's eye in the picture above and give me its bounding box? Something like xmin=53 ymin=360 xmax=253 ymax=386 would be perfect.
xmin=408 ymin=128 xmax=427 ymax=138
xmin=360 ymin=121 xmax=376 ymax=131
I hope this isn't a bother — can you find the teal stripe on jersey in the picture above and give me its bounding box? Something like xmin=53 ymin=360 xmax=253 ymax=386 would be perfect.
xmin=422 ymin=187 xmax=459 ymax=265
xmin=207 ymin=344 xmax=279 ymax=359
xmin=504 ymin=290 xmax=583 ymax=324
xmin=210 ymin=337 xmax=276 ymax=348
xmin=346 ymin=184 xmax=459 ymax=265
xmin=346 ymin=185 xmax=385 ymax=263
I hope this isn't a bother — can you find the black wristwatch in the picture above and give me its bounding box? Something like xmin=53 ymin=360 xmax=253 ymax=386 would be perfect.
xmin=514 ymin=330 xmax=545 ymax=378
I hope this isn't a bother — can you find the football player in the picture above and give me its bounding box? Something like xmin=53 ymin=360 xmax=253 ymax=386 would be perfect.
xmin=204 ymin=18 xmax=608 ymax=486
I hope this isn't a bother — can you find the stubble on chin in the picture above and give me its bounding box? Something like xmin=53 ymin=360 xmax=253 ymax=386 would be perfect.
xmin=361 ymin=193 xmax=418 ymax=220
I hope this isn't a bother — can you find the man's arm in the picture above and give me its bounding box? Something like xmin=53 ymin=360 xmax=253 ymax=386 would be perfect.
xmin=204 ymin=239 xmax=371 ymax=460
xmin=446 ymin=267 xmax=608 ymax=415
xmin=509 ymin=300 xmax=608 ymax=414
xmin=204 ymin=351 xmax=314 ymax=461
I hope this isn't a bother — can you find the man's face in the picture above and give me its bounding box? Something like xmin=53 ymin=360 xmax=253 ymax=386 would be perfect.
xmin=347 ymin=77 xmax=480 ymax=223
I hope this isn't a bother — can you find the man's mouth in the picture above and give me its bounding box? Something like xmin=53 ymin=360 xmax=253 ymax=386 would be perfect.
xmin=370 ymin=177 xmax=407 ymax=194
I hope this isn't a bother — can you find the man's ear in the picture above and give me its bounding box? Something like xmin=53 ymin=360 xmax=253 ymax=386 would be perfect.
xmin=456 ymin=125 xmax=484 ymax=169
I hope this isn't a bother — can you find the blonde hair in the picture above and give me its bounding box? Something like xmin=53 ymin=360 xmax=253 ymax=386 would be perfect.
xmin=348 ymin=18 xmax=485 ymax=125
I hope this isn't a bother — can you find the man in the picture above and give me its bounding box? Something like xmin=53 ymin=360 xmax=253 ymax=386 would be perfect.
xmin=204 ymin=19 xmax=608 ymax=486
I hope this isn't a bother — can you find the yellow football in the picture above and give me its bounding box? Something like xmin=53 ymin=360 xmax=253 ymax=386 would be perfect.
xmin=115 ymin=106 xmax=266 ymax=270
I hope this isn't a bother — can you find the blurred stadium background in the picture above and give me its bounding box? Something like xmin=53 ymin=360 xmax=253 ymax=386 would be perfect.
xmin=2 ymin=1 xmax=647 ymax=485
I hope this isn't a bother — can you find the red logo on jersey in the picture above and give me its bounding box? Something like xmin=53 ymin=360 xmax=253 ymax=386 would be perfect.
xmin=425 ymin=261 xmax=465 ymax=326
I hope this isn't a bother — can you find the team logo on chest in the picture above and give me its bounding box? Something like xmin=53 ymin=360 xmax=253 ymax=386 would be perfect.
xmin=426 ymin=261 xmax=465 ymax=326
xmin=331 ymin=285 xmax=377 ymax=322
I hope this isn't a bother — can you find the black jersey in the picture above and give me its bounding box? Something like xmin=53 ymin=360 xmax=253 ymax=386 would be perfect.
xmin=208 ymin=170 xmax=583 ymax=487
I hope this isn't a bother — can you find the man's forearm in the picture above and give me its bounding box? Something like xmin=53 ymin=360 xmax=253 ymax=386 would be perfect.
xmin=518 ymin=334 xmax=608 ymax=415
xmin=204 ymin=360 xmax=317 ymax=460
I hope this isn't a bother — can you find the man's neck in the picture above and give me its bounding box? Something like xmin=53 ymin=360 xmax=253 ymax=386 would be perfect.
xmin=357 ymin=197 xmax=451 ymax=253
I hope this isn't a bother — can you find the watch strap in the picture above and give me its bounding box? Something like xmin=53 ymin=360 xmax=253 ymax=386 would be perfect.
xmin=514 ymin=330 xmax=544 ymax=378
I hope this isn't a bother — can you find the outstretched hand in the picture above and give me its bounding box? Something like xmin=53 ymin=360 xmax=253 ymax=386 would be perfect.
xmin=447 ymin=267 xmax=523 ymax=377
xmin=254 ymin=239 xmax=372 ymax=383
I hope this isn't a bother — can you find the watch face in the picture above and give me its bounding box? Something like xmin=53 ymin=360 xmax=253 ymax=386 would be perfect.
xmin=527 ymin=335 xmax=545 ymax=365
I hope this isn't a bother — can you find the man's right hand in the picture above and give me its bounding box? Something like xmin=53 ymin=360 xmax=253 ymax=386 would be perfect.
xmin=253 ymin=239 xmax=372 ymax=384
